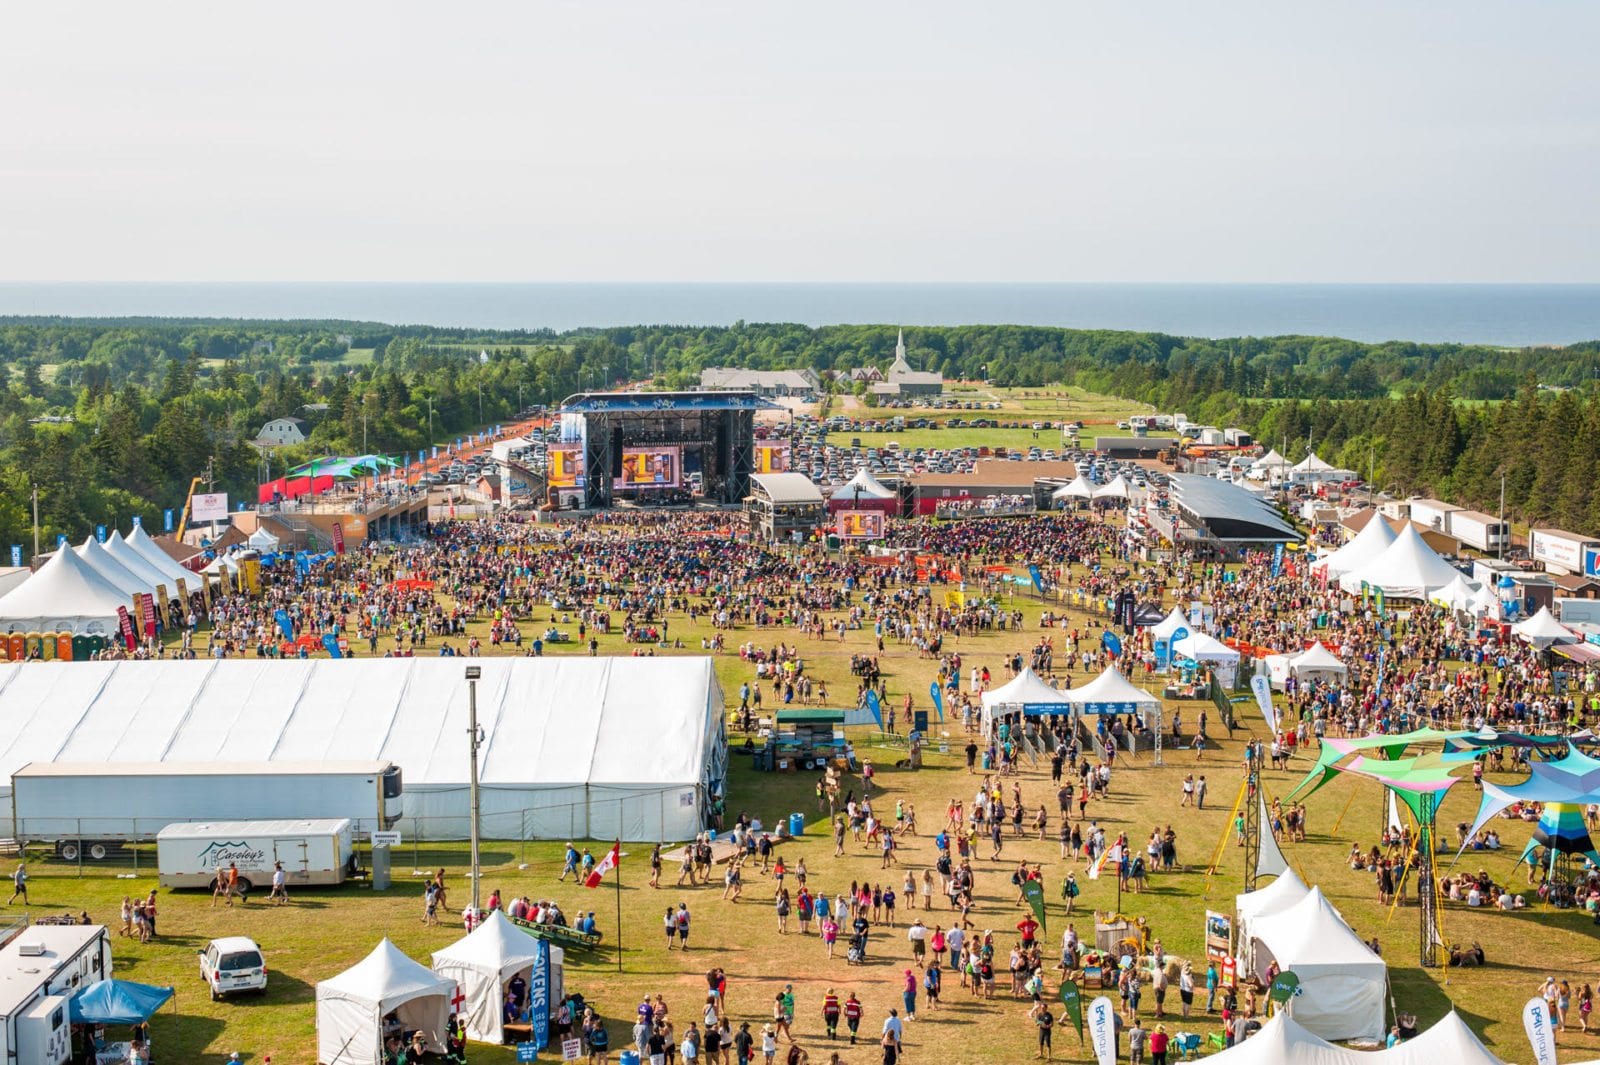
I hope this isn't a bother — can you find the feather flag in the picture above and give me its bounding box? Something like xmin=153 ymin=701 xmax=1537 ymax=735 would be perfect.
xmin=585 ymin=842 xmax=620 ymax=888
xmin=1088 ymin=842 xmax=1121 ymax=880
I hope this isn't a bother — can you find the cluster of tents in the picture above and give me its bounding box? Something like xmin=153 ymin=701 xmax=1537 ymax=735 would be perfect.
xmin=1052 ymin=473 xmax=1135 ymax=506
xmin=0 ymin=525 xmax=204 ymax=635
xmin=318 ymin=912 xmax=565 ymax=1064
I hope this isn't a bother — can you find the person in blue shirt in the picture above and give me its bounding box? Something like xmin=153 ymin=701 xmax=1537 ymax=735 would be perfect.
xmin=560 ymin=844 xmax=580 ymax=882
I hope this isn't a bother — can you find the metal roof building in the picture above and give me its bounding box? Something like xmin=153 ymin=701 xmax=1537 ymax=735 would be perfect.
xmin=1169 ymin=474 xmax=1299 ymax=544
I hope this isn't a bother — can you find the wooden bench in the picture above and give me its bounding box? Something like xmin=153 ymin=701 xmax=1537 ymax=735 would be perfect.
xmin=508 ymin=916 xmax=602 ymax=950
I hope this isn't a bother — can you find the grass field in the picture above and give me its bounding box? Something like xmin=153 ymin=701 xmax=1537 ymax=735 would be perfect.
xmin=37 ymin=537 xmax=1600 ymax=1063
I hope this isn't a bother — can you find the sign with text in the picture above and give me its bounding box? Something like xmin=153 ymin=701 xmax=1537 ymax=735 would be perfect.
xmin=331 ymin=522 xmax=346 ymax=555
xmin=116 ymin=606 xmax=137 ymax=651
xmin=530 ymin=938 xmax=550 ymax=1049
xmin=370 ymin=831 xmax=402 ymax=848
xmin=190 ymin=492 xmax=229 ymax=522
xmin=139 ymin=593 xmax=157 ymax=638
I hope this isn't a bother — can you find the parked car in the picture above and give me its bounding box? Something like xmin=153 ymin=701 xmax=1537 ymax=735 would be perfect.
xmin=200 ymin=936 xmax=268 ymax=1000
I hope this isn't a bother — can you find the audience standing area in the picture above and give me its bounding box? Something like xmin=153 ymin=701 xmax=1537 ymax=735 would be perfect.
xmin=0 ymin=657 xmax=727 ymax=841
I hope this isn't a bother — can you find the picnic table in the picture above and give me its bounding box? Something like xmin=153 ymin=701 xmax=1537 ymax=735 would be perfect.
xmin=508 ymin=916 xmax=602 ymax=950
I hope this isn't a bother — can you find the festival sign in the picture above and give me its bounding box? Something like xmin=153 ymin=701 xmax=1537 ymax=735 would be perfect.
xmin=1204 ymin=911 xmax=1232 ymax=960
xmin=116 ymin=605 xmax=137 ymax=651
xmin=836 ymin=510 xmax=885 ymax=540
xmin=138 ymin=593 xmax=157 ymax=639
xmin=331 ymin=522 xmax=346 ymax=555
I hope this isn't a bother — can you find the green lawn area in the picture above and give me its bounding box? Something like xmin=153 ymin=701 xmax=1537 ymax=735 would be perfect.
xmin=65 ymin=539 xmax=1600 ymax=1063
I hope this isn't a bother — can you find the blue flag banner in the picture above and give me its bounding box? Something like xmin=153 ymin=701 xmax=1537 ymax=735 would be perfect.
xmin=164 ymin=509 xmax=174 ymax=532
xmin=929 ymin=682 xmax=945 ymax=722
xmin=1028 ymin=563 xmax=1046 ymax=596
xmin=864 ymin=689 xmax=884 ymax=731
xmin=56 ymin=534 xmax=68 ymax=549
xmin=1271 ymin=543 xmax=1284 ymax=578
xmin=9 ymin=546 xmax=20 ymax=567
xmin=530 ymin=938 xmax=550 ymax=1049
xmin=131 ymin=516 xmax=141 ymax=528
xmin=1375 ymin=648 xmax=1385 ymax=698
xmin=274 ymin=610 xmax=294 ymax=642
xmin=96 ymin=525 xmax=106 ymax=543
xmin=321 ymin=633 xmax=343 ymax=659
xmin=295 ymin=552 xmax=312 ymax=576
xmin=1101 ymin=631 xmax=1123 ymax=657
xmin=1153 ymin=636 xmax=1170 ymax=671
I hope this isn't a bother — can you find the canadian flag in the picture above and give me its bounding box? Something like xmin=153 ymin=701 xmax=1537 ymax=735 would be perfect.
xmin=585 ymin=842 xmax=620 ymax=888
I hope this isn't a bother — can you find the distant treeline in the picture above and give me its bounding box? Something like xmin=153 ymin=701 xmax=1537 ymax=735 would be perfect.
xmin=0 ymin=318 xmax=1596 ymax=550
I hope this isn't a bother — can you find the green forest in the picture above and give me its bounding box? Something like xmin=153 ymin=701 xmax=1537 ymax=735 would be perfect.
xmin=1 ymin=316 xmax=1598 ymax=557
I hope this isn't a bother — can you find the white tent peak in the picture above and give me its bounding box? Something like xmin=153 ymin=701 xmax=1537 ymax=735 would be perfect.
xmin=1292 ymin=452 xmax=1334 ymax=472
xmin=124 ymin=525 xmax=204 ymax=588
xmin=1315 ymin=513 xmax=1397 ymax=579
xmin=833 ymin=467 xmax=896 ymax=501
xmin=1093 ymin=473 xmax=1132 ymax=500
xmin=1063 ymin=667 xmax=1159 ymax=710
xmin=75 ymin=536 xmax=154 ymax=598
xmin=1255 ymin=792 xmax=1290 ymax=878
xmin=1203 ymin=1011 xmax=1505 ymax=1065
xmin=248 ymin=527 xmax=281 ymax=552
xmin=1052 ymin=475 xmax=1095 ymax=502
xmin=1291 ymin=641 xmax=1347 ymax=676
xmin=432 ymin=910 xmax=556 ymax=1045
xmin=1149 ymin=607 xmax=1192 ymax=638
xmin=322 ymin=938 xmax=449 ymax=1002
xmin=1513 ymin=606 xmax=1577 ymax=647
xmin=317 ymin=938 xmax=455 ymax=1065
xmin=103 ymin=531 xmax=175 ymax=591
xmin=1338 ymin=522 xmax=1463 ymax=599
xmin=0 ymin=542 xmax=130 ymax=634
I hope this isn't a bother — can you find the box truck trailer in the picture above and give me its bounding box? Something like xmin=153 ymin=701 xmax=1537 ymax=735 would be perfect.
xmin=157 ymin=818 xmax=356 ymax=892
xmin=1447 ymin=510 xmax=1510 ymax=554
xmin=0 ymin=924 xmax=111 ymax=1065
xmin=10 ymin=761 xmax=400 ymax=861
xmin=1407 ymin=498 xmax=1463 ymax=532
xmin=1530 ymin=528 xmax=1600 ymax=576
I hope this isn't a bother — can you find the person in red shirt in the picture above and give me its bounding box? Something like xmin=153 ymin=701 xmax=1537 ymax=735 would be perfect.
xmin=1017 ymin=915 xmax=1040 ymax=948
xmin=1149 ymin=1024 xmax=1170 ymax=1065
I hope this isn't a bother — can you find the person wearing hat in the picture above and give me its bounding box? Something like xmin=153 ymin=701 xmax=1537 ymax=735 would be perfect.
xmin=733 ymin=1021 xmax=754 ymax=1065
xmin=761 ymin=1023 xmax=779 ymax=1064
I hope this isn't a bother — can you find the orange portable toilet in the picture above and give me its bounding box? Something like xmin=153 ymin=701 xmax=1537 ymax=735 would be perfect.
xmin=56 ymin=633 xmax=74 ymax=661
xmin=6 ymin=633 xmax=22 ymax=661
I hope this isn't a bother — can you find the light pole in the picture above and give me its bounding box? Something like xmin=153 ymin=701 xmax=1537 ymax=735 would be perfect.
xmin=465 ymin=664 xmax=483 ymax=913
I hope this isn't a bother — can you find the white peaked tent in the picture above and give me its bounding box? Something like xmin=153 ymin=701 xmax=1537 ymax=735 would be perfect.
xmin=1246 ymin=886 xmax=1386 ymax=1041
xmin=1173 ymin=630 xmax=1240 ymax=686
xmin=125 ymin=525 xmax=204 ymax=589
xmin=1092 ymin=474 xmax=1132 ymax=501
xmin=1289 ymin=642 xmax=1347 ymax=684
xmin=833 ymin=468 xmax=896 ymax=501
xmin=1315 ymin=515 xmax=1397 ymax=580
xmin=431 ymin=911 xmax=563 ymax=1045
xmin=980 ymin=667 xmax=1071 ymax=733
xmin=0 ymin=545 xmax=128 ymax=635
xmin=74 ymin=537 xmax=155 ymax=599
xmin=1248 ymin=449 xmax=1291 ymax=481
xmin=1052 ymin=475 xmax=1096 ymax=503
xmin=248 ymin=527 xmax=281 ymax=552
xmin=1338 ymin=523 xmax=1463 ymax=599
xmin=1429 ymin=573 xmax=1481 ymax=614
xmin=1062 ymin=667 xmax=1160 ymax=715
xmin=1235 ymin=866 xmax=1308 ymax=934
xmin=1149 ymin=607 xmax=1192 ymax=639
xmin=1203 ymin=1012 xmax=1504 ymax=1065
xmin=1513 ymin=606 xmax=1577 ymax=648
xmin=1468 ymin=582 xmax=1503 ymax=620
xmin=103 ymin=532 xmax=176 ymax=592
xmin=317 ymin=939 xmax=456 ymax=1065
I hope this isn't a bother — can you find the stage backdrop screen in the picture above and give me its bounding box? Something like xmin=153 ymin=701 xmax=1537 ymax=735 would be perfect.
xmin=547 ymin=445 xmax=584 ymax=488
xmin=836 ymin=510 xmax=885 ymax=540
xmin=615 ymin=446 xmax=682 ymax=489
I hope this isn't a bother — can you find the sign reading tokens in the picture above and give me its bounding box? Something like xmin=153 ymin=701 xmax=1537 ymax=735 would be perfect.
xmin=370 ymin=831 xmax=402 ymax=848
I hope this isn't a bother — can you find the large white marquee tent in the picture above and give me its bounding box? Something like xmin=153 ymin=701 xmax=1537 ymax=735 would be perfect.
xmin=1314 ymin=514 xmax=1397 ymax=580
xmin=1244 ymin=885 xmax=1387 ymax=1041
xmin=1205 ymin=1012 xmax=1504 ymax=1065
xmin=0 ymin=656 xmax=726 ymax=840
xmin=0 ymin=546 xmax=128 ymax=635
xmin=1338 ymin=524 xmax=1464 ymax=600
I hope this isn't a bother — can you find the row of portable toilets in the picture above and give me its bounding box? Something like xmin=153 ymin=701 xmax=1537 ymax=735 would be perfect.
xmin=0 ymin=632 xmax=114 ymax=661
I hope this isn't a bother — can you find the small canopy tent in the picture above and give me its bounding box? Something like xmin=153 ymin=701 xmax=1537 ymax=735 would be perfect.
xmin=1062 ymin=667 xmax=1160 ymax=716
xmin=1512 ymin=606 xmax=1577 ymax=648
xmin=1338 ymin=524 xmax=1464 ymax=600
xmin=1245 ymin=886 xmax=1386 ymax=1041
xmin=75 ymin=536 xmax=155 ymax=599
xmin=1200 ymin=1012 xmax=1504 ymax=1065
xmin=0 ymin=544 xmax=129 ymax=635
xmin=125 ymin=524 xmax=206 ymax=588
xmin=248 ymin=527 xmax=281 ymax=552
xmin=1429 ymin=573 xmax=1481 ymax=614
xmin=1289 ymin=642 xmax=1347 ymax=685
xmin=979 ymin=667 xmax=1072 ymax=734
xmin=1092 ymin=474 xmax=1133 ymax=502
xmin=1314 ymin=514 xmax=1397 ymax=580
xmin=317 ymin=939 xmax=456 ymax=1065
xmin=69 ymin=979 xmax=174 ymax=1025
xmin=1148 ymin=607 xmax=1192 ymax=640
xmin=1468 ymin=581 xmax=1503 ymax=620
xmin=828 ymin=468 xmax=899 ymax=515
xmin=1051 ymin=475 xmax=1096 ymax=505
xmin=431 ymin=910 xmax=564 ymax=1046
xmin=1248 ymin=449 xmax=1291 ymax=481
xmin=1172 ymin=630 xmax=1241 ymax=687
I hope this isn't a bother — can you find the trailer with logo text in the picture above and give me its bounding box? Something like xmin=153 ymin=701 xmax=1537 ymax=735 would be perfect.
xmin=155 ymin=818 xmax=356 ymax=892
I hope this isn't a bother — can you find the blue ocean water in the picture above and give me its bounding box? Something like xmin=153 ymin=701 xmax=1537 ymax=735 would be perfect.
xmin=0 ymin=282 xmax=1595 ymax=345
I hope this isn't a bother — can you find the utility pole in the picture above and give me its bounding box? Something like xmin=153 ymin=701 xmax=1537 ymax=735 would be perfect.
xmin=31 ymin=486 xmax=39 ymax=561
xmin=465 ymin=664 xmax=483 ymax=914
xmin=427 ymin=396 xmax=434 ymax=442
xmin=205 ymin=455 xmax=217 ymax=543
xmin=1498 ymin=474 xmax=1506 ymax=561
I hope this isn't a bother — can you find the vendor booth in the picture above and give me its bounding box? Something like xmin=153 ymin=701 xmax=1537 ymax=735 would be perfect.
xmin=431 ymin=910 xmax=563 ymax=1046
xmin=1512 ymin=606 xmax=1577 ymax=648
xmin=1062 ymin=667 xmax=1160 ymax=717
xmin=70 ymin=979 xmax=174 ymax=1063
xmin=1203 ymin=1011 xmax=1504 ymax=1065
xmin=827 ymin=468 xmax=900 ymax=517
xmin=317 ymin=939 xmax=456 ymax=1065
xmin=1288 ymin=642 xmax=1348 ymax=686
xmin=1172 ymin=630 xmax=1241 ymax=688
xmin=1243 ymin=886 xmax=1386 ymax=1041
xmin=979 ymin=667 xmax=1072 ymax=736
xmin=1051 ymin=475 xmax=1095 ymax=508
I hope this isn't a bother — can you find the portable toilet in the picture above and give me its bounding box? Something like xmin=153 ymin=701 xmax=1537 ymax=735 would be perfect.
xmin=39 ymin=633 xmax=57 ymax=661
xmin=55 ymin=633 xmax=73 ymax=661
xmin=6 ymin=633 xmax=22 ymax=660
xmin=22 ymin=633 xmax=43 ymax=660
xmin=71 ymin=634 xmax=91 ymax=660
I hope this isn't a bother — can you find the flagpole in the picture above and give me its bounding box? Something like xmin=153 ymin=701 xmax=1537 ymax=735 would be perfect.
xmin=613 ymin=840 xmax=623 ymax=973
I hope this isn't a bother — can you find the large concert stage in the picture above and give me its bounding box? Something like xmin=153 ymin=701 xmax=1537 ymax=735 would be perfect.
xmin=554 ymin=391 xmax=782 ymax=509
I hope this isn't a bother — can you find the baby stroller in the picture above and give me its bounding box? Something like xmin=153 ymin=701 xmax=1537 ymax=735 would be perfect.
xmin=847 ymin=932 xmax=868 ymax=965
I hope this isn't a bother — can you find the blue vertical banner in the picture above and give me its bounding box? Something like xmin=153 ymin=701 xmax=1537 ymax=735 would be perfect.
xmin=130 ymin=515 xmax=141 ymax=528
xmin=273 ymin=609 xmax=294 ymax=642
xmin=56 ymin=534 xmax=68 ymax=549
xmin=321 ymin=633 xmax=343 ymax=659
xmin=1027 ymin=563 xmax=1045 ymax=596
xmin=530 ymin=938 xmax=550 ymax=1049
xmin=432 ymin=445 xmax=439 ymax=460
xmin=164 ymin=509 xmax=175 ymax=532
xmin=1375 ymin=648 xmax=1386 ymax=698
xmin=929 ymin=682 xmax=945 ymax=722
xmin=96 ymin=525 xmax=107 ymax=543
xmin=1271 ymin=543 xmax=1284 ymax=578
xmin=864 ymin=689 xmax=884 ymax=731
xmin=1154 ymin=636 xmax=1170 ymax=671
xmin=9 ymin=546 xmax=20 ymax=568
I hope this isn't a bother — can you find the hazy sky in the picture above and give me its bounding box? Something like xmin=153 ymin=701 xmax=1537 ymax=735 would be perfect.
xmin=2 ymin=2 xmax=1595 ymax=283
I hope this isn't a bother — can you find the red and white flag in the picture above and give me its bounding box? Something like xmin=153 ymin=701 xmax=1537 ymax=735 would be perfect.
xmin=585 ymin=842 xmax=620 ymax=888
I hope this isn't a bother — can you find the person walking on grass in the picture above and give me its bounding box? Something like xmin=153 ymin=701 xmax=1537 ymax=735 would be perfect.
xmin=7 ymin=863 xmax=26 ymax=906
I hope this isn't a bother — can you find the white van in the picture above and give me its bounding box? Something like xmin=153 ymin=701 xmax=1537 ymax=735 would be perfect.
xmin=156 ymin=819 xmax=356 ymax=892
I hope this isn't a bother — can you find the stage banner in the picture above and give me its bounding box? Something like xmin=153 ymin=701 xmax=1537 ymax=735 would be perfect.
xmin=332 ymin=522 xmax=346 ymax=554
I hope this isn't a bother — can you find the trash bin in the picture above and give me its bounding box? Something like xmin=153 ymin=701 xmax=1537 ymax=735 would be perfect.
xmin=789 ymin=812 xmax=805 ymax=838
xmin=621 ymin=1053 xmax=642 ymax=1065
